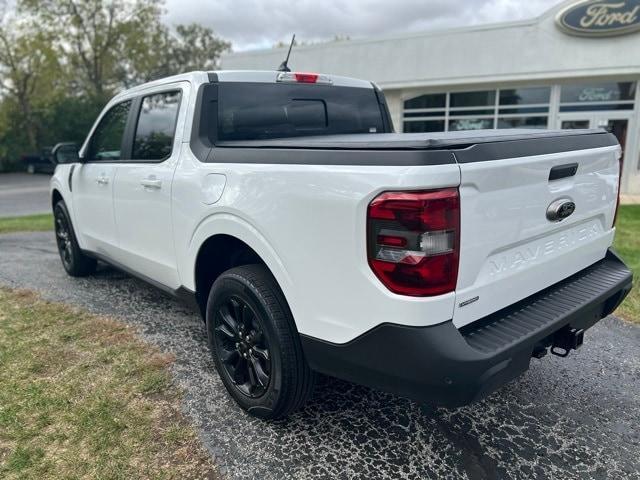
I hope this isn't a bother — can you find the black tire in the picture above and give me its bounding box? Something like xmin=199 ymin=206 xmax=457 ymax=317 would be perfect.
xmin=53 ymin=200 xmax=97 ymax=277
xmin=206 ymin=264 xmax=315 ymax=419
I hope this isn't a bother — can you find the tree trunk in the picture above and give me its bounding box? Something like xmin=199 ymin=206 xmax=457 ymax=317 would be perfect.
xmin=19 ymin=96 xmax=38 ymax=152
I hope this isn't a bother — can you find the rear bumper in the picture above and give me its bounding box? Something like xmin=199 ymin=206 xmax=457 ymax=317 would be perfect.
xmin=301 ymin=249 xmax=632 ymax=407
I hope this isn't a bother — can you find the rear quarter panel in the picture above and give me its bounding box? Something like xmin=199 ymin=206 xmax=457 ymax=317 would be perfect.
xmin=173 ymin=148 xmax=461 ymax=344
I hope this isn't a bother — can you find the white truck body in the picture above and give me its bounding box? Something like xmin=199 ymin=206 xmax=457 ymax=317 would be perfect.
xmin=50 ymin=70 xmax=632 ymax=413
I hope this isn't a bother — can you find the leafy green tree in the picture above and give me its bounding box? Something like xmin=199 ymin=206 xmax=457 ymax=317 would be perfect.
xmin=20 ymin=0 xmax=166 ymax=102
xmin=19 ymin=0 xmax=231 ymax=98
xmin=167 ymin=23 xmax=231 ymax=73
xmin=0 ymin=0 xmax=231 ymax=171
xmin=121 ymin=22 xmax=231 ymax=84
xmin=0 ymin=18 xmax=58 ymax=151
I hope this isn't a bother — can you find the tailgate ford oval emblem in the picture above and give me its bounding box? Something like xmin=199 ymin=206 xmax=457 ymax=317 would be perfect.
xmin=547 ymin=199 xmax=576 ymax=222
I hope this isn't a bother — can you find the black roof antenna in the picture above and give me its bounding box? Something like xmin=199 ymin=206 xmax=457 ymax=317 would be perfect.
xmin=277 ymin=34 xmax=296 ymax=72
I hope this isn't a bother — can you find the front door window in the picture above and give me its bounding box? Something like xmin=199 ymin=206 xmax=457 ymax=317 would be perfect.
xmin=86 ymin=100 xmax=132 ymax=161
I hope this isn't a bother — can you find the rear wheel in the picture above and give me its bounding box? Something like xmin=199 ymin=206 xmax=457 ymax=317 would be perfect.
xmin=54 ymin=201 xmax=97 ymax=277
xmin=206 ymin=265 xmax=315 ymax=419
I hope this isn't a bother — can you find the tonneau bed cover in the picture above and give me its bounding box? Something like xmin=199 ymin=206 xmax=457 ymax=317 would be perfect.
xmin=215 ymin=129 xmax=616 ymax=152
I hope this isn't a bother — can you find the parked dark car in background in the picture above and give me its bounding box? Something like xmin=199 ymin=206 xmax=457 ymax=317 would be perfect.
xmin=21 ymin=143 xmax=78 ymax=174
xmin=21 ymin=147 xmax=56 ymax=174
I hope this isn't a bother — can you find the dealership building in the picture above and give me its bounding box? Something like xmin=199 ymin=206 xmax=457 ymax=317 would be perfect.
xmin=221 ymin=0 xmax=640 ymax=194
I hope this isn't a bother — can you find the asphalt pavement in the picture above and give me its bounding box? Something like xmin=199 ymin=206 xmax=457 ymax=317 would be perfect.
xmin=0 ymin=173 xmax=52 ymax=217
xmin=0 ymin=231 xmax=638 ymax=480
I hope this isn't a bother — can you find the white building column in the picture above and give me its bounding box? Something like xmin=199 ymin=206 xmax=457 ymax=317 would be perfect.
xmin=383 ymin=90 xmax=403 ymax=133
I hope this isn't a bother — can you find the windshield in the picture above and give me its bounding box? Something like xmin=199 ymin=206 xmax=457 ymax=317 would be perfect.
xmin=217 ymin=82 xmax=386 ymax=141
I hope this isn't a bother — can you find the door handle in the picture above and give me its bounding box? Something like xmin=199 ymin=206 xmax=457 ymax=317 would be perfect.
xmin=96 ymin=176 xmax=109 ymax=185
xmin=140 ymin=177 xmax=162 ymax=190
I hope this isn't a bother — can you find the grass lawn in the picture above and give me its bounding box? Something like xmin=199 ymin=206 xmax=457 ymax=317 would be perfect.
xmin=0 ymin=213 xmax=53 ymax=234
xmin=0 ymin=288 xmax=218 ymax=479
xmin=613 ymin=205 xmax=640 ymax=324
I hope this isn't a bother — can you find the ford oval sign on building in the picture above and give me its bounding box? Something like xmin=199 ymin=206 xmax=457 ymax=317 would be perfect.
xmin=557 ymin=0 xmax=640 ymax=36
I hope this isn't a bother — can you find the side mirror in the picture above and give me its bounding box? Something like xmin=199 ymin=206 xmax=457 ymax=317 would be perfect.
xmin=52 ymin=143 xmax=80 ymax=164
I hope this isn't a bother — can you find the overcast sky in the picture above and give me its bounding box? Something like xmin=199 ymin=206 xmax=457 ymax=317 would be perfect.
xmin=164 ymin=0 xmax=564 ymax=52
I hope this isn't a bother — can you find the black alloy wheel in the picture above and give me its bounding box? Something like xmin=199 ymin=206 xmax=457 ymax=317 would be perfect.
xmin=53 ymin=201 xmax=97 ymax=277
xmin=206 ymin=265 xmax=315 ymax=419
xmin=213 ymin=295 xmax=272 ymax=398
xmin=55 ymin=208 xmax=74 ymax=270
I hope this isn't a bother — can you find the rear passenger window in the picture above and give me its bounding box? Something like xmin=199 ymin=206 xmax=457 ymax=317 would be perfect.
xmin=133 ymin=91 xmax=182 ymax=161
xmin=87 ymin=100 xmax=132 ymax=161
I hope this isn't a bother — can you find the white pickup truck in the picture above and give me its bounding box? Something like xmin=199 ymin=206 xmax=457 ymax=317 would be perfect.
xmin=50 ymin=70 xmax=632 ymax=419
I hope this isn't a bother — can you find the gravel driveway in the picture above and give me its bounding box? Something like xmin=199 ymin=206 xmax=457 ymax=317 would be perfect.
xmin=1 ymin=231 xmax=638 ymax=480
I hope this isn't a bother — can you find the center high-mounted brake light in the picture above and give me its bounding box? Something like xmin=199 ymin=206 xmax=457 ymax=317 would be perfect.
xmin=276 ymin=72 xmax=333 ymax=85
xmin=367 ymin=188 xmax=460 ymax=297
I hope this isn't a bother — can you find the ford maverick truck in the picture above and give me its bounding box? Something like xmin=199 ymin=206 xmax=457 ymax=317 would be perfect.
xmin=50 ymin=71 xmax=632 ymax=419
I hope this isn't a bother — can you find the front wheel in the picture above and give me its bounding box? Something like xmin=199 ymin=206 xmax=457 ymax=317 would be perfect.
xmin=206 ymin=265 xmax=315 ymax=419
xmin=54 ymin=201 xmax=97 ymax=277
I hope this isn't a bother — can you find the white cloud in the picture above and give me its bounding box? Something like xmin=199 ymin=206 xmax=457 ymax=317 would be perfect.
xmin=163 ymin=0 xmax=564 ymax=51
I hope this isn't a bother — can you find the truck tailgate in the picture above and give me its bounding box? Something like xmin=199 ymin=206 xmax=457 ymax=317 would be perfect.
xmin=453 ymin=136 xmax=621 ymax=328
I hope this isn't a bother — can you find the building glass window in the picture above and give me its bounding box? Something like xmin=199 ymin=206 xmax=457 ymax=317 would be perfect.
xmin=498 ymin=116 xmax=548 ymax=129
xmin=403 ymin=85 xmax=551 ymax=133
xmin=497 ymin=86 xmax=550 ymax=130
xmin=559 ymin=103 xmax=635 ymax=112
xmin=451 ymin=108 xmax=495 ymax=116
xmin=560 ymin=82 xmax=636 ymax=112
xmin=450 ymin=90 xmax=495 ymax=107
xmin=498 ymin=107 xmax=549 ymax=114
xmin=403 ymin=92 xmax=447 ymax=133
xmin=403 ymin=94 xmax=446 ymax=110
xmin=404 ymin=111 xmax=446 ymax=118
xmin=499 ymin=87 xmax=551 ymax=106
xmin=404 ymin=120 xmax=445 ymax=133
xmin=449 ymin=118 xmax=494 ymax=131
xmin=446 ymin=90 xmax=497 ymax=131
xmin=560 ymin=82 xmax=635 ymax=103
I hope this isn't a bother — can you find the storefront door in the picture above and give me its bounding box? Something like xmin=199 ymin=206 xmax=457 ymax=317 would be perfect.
xmin=559 ymin=113 xmax=631 ymax=163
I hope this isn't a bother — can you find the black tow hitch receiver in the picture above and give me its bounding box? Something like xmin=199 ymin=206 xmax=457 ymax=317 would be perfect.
xmin=551 ymin=327 xmax=584 ymax=358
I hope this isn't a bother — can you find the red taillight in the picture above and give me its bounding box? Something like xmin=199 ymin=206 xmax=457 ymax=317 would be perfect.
xmin=367 ymin=188 xmax=460 ymax=297
xmin=294 ymin=73 xmax=319 ymax=83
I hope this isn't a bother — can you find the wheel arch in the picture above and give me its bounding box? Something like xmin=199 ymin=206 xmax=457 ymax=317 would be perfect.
xmin=194 ymin=234 xmax=263 ymax=316
xmin=189 ymin=214 xmax=295 ymax=320
xmin=51 ymin=188 xmax=64 ymax=208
